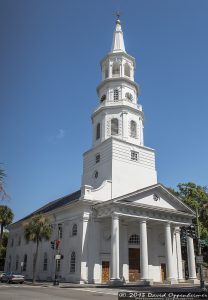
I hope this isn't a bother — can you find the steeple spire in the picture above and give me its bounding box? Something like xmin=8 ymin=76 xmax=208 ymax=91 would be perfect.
xmin=111 ymin=14 xmax=126 ymax=53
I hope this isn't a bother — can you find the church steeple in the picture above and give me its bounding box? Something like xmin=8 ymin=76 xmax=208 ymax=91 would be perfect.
xmin=81 ymin=18 xmax=157 ymax=198
xmin=111 ymin=18 xmax=126 ymax=53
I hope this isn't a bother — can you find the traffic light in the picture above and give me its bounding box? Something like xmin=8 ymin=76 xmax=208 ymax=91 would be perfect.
xmin=186 ymin=227 xmax=191 ymax=237
xmin=190 ymin=224 xmax=196 ymax=238
xmin=51 ymin=241 xmax=55 ymax=249
xmin=55 ymin=239 xmax=61 ymax=250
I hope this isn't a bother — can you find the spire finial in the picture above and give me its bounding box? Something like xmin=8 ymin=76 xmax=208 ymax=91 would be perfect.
xmin=113 ymin=11 xmax=122 ymax=24
xmin=111 ymin=11 xmax=125 ymax=53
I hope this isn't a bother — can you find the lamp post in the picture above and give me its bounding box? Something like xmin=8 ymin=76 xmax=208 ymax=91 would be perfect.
xmin=196 ymin=208 xmax=206 ymax=291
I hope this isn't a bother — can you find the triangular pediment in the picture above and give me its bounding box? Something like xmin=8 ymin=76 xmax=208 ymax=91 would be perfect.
xmin=114 ymin=184 xmax=195 ymax=215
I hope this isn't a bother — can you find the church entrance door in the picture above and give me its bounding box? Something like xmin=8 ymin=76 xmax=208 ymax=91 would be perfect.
xmin=161 ymin=263 xmax=166 ymax=282
xmin=101 ymin=261 xmax=109 ymax=283
xmin=129 ymin=248 xmax=140 ymax=282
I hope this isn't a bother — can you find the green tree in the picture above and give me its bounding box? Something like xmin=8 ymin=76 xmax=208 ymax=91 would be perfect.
xmin=0 ymin=206 xmax=14 ymax=248
xmin=24 ymin=214 xmax=52 ymax=284
xmin=168 ymin=182 xmax=208 ymax=264
xmin=0 ymin=232 xmax=9 ymax=270
xmin=168 ymin=182 xmax=208 ymax=238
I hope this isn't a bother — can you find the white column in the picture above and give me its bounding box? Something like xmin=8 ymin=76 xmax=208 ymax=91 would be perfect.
xmin=139 ymin=118 xmax=144 ymax=146
xmin=121 ymin=111 xmax=128 ymax=140
xmin=80 ymin=213 xmax=90 ymax=283
xmin=175 ymin=227 xmax=184 ymax=280
xmin=122 ymin=223 xmax=129 ymax=282
xmin=109 ymin=61 xmax=112 ymax=78
xmin=92 ymin=218 xmax=101 ymax=283
xmin=110 ymin=214 xmax=120 ymax=281
xmin=165 ymin=223 xmax=174 ymax=281
xmin=101 ymin=113 xmax=107 ymax=142
xmin=187 ymin=235 xmax=197 ymax=279
xmin=120 ymin=63 xmax=123 ymax=77
xmin=140 ymin=220 xmax=149 ymax=280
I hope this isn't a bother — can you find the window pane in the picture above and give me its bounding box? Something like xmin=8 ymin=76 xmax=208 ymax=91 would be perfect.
xmin=72 ymin=224 xmax=77 ymax=236
xmin=96 ymin=123 xmax=100 ymax=140
xmin=113 ymin=89 xmax=119 ymax=101
xmin=129 ymin=234 xmax=140 ymax=244
xmin=131 ymin=151 xmax=139 ymax=161
xmin=124 ymin=63 xmax=130 ymax=77
xmin=112 ymin=62 xmax=120 ymax=76
xmin=70 ymin=252 xmax=76 ymax=273
xmin=130 ymin=121 xmax=137 ymax=138
xmin=111 ymin=118 xmax=119 ymax=135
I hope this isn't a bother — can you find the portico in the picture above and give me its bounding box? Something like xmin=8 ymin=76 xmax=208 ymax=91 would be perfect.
xmin=93 ymin=184 xmax=197 ymax=285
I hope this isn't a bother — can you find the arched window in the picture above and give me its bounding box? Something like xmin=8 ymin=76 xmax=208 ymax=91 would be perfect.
xmin=130 ymin=120 xmax=137 ymax=138
xmin=111 ymin=118 xmax=119 ymax=135
xmin=96 ymin=123 xmax=101 ymax=140
xmin=113 ymin=89 xmax=119 ymax=101
xmin=43 ymin=253 xmax=48 ymax=271
xmin=70 ymin=251 xmax=76 ymax=273
xmin=23 ymin=254 xmax=27 ymax=271
xmin=72 ymin=224 xmax=77 ymax=236
xmin=112 ymin=62 xmax=120 ymax=77
xmin=124 ymin=63 xmax=131 ymax=77
xmin=16 ymin=255 xmax=19 ymax=271
xmin=104 ymin=66 xmax=109 ymax=79
xmin=129 ymin=234 xmax=140 ymax=245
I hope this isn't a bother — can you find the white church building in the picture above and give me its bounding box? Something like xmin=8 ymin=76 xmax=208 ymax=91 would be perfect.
xmin=6 ymin=18 xmax=198 ymax=285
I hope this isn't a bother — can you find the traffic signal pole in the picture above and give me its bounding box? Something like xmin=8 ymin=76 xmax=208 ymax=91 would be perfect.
xmin=53 ymin=240 xmax=61 ymax=286
xmin=196 ymin=208 xmax=206 ymax=291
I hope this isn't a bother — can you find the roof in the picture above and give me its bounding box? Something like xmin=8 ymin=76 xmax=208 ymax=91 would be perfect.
xmin=12 ymin=189 xmax=81 ymax=226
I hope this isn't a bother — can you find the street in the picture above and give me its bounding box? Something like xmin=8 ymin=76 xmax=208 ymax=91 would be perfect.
xmin=0 ymin=283 xmax=119 ymax=300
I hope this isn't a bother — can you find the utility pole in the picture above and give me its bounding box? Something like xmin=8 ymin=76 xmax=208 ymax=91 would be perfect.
xmin=196 ymin=208 xmax=206 ymax=291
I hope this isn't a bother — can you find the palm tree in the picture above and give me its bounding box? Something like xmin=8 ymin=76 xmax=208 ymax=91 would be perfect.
xmin=0 ymin=205 xmax=14 ymax=248
xmin=24 ymin=214 xmax=52 ymax=284
xmin=0 ymin=167 xmax=7 ymax=200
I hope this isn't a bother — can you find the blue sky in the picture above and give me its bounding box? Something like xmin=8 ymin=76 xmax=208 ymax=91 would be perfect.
xmin=0 ymin=0 xmax=208 ymax=222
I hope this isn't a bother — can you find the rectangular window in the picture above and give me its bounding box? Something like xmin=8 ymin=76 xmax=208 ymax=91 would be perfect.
xmin=58 ymin=224 xmax=63 ymax=239
xmin=43 ymin=258 xmax=47 ymax=271
xmin=95 ymin=153 xmax=100 ymax=163
xmin=57 ymin=259 xmax=61 ymax=272
xmin=131 ymin=151 xmax=139 ymax=161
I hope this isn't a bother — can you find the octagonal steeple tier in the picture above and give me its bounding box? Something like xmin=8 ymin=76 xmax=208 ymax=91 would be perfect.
xmin=92 ymin=18 xmax=144 ymax=148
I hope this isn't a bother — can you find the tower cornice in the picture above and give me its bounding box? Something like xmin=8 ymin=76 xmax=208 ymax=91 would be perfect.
xmin=96 ymin=77 xmax=139 ymax=95
xmin=100 ymin=52 xmax=136 ymax=68
xmin=91 ymin=102 xmax=144 ymax=120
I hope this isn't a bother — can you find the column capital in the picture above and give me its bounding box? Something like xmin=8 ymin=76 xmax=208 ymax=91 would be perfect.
xmin=112 ymin=213 xmax=119 ymax=220
xmin=83 ymin=212 xmax=90 ymax=222
xmin=174 ymin=227 xmax=181 ymax=234
xmin=139 ymin=219 xmax=147 ymax=224
xmin=164 ymin=222 xmax=172 ymax=228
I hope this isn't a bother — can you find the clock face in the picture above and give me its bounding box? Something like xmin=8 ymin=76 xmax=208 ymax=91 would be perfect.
xmin=100 ymin=94 xmax=106 ymax=102
xmin=94 ymin=170 xmax=98 ymax=179
xmin=125 ymin=92 xmax=133 ymax=101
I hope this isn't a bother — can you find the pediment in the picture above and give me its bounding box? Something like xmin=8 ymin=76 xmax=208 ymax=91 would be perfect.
xmin=115 ymin=184 xmax=195 ymax=215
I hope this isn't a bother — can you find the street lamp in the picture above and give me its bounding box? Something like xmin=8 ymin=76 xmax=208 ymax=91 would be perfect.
xmin=196 ymin=208 xmax=207 ymax=291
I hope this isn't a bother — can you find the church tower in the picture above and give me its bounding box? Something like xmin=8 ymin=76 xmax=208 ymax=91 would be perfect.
xmin=82 ymin=17 xmax=157 ymax=200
